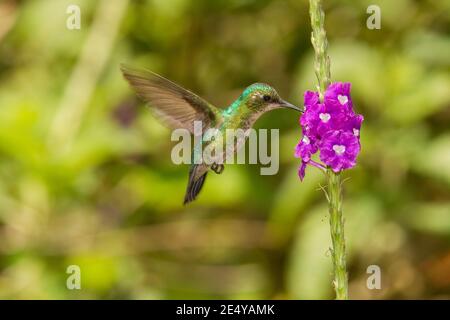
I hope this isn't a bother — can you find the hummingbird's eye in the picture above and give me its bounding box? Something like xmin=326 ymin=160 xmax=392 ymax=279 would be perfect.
xmin=263 ymin=95 xmax=271 ymax=102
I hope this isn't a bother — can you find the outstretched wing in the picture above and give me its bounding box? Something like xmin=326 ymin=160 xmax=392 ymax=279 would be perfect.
xmin=121 ymin=65 xmax=222 ymax=133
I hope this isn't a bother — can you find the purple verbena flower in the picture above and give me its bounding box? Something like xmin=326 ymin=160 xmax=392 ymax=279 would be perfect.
xmin=298 ymin=161 xmax=307 ymax=181
xmin=304 ymin=90 xmax=320 ymax=109
xmin=319 ymin=130 xmax=360 ymax=172
xmin=347 ymin=114 xmax=364 ymax=137
xmin=295 ymin=134 xmax=318 ymax=162
xmin=294 ymin=82 xmax=363 ymax=179
xmin=324 ymin=82 xmax=353 ymax=111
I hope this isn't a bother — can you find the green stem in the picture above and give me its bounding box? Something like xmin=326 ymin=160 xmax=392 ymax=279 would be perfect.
xmin=326 ymin=169 xmax=348 ymax=299
xmin=309 ymin=0 xmax=331 ymax=99
xmin=309 ymin=0 xmax=349 ymax=299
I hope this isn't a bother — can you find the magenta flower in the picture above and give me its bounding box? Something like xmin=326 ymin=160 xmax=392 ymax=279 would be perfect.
xmin=304 ymin=90 xmax=320 ymax=108
xmin=324 ymin=82 xmax=353 ymax=111
xmin=347 ymin=114 xmax=363 ymax=137
xmin=298 ymin=161 xmax=307 ymax=181
xmin=295 ymin=135 xmax=317 ymax=162
xmin=295 ymin=134 xmax=318 ymax=181
xmin=294 ymin=82 xmax=363 ymax=178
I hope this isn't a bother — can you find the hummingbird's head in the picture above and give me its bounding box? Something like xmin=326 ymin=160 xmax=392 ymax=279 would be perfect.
xmin=240 ymin=83 xmax=303 ymax=113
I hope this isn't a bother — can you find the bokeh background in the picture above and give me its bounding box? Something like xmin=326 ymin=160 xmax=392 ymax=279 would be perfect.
xmin=0 ymin=0 xmax=449 ymax=299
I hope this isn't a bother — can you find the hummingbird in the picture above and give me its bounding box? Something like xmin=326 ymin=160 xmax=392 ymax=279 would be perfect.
xmin=121 ymin=65 xmax=302 ymax=204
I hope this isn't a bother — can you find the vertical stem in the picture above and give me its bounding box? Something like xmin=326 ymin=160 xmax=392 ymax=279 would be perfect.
xmin=309 ymin=0 xmax=331 ymax=98
xmin=327 ymin=169 xmax=348 ymax=299
xmin=309 ymin=0 xmax=349 ymax=299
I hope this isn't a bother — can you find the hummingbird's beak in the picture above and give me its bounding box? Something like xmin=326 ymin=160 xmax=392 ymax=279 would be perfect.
xmin=279 ymin=99 xmax=303 ymax=112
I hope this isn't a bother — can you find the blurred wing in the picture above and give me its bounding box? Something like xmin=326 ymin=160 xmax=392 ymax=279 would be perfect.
xmin=121 ymin=65 xmax=221 ymax=133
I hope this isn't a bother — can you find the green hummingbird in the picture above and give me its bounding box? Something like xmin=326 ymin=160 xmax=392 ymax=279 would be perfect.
xmin=121 ymin=65 xmax=302 ymax=204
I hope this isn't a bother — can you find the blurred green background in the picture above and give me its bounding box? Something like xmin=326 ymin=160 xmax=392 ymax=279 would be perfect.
xmin=0 ymin=0 xmax=449 ymax=299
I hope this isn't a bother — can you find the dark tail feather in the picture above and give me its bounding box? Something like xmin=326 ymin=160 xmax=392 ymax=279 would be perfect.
xmin=183 ymin=166 xmax=207 ymax=205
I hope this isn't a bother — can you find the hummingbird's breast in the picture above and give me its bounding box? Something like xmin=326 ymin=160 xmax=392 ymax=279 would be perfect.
xmin=218 ymin=110 xmax=264 ymax=162
xmin=192 ymin=103 xmax=264 ymax=166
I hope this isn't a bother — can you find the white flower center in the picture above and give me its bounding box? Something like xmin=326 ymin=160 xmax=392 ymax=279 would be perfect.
xmin=319 ymin=113 xmax=331 ymax=123
xmin=302 ymin=136 xmax=310 ymax=144
xmin=353 ymin=128 xmax=359 ymax=136
xmin=338 ymin=95 xmax=348 ymax=105
xmin=333 ymin=144 xmax=346 ymax=155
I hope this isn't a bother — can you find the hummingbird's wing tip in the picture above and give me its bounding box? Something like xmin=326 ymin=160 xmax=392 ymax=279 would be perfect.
xmin=119 ymin=63 xmax=129 ymax=71
xmin=184 ymin=166 xmax=208 ymax=205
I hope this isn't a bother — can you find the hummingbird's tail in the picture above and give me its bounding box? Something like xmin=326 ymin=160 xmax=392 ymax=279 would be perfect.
xmin=183 ymin=165 xmax=208 ymax=205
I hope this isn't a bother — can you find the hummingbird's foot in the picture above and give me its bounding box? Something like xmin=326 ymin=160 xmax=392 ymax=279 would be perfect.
xmin=211 ymin=163 xmax=224 ymax=174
